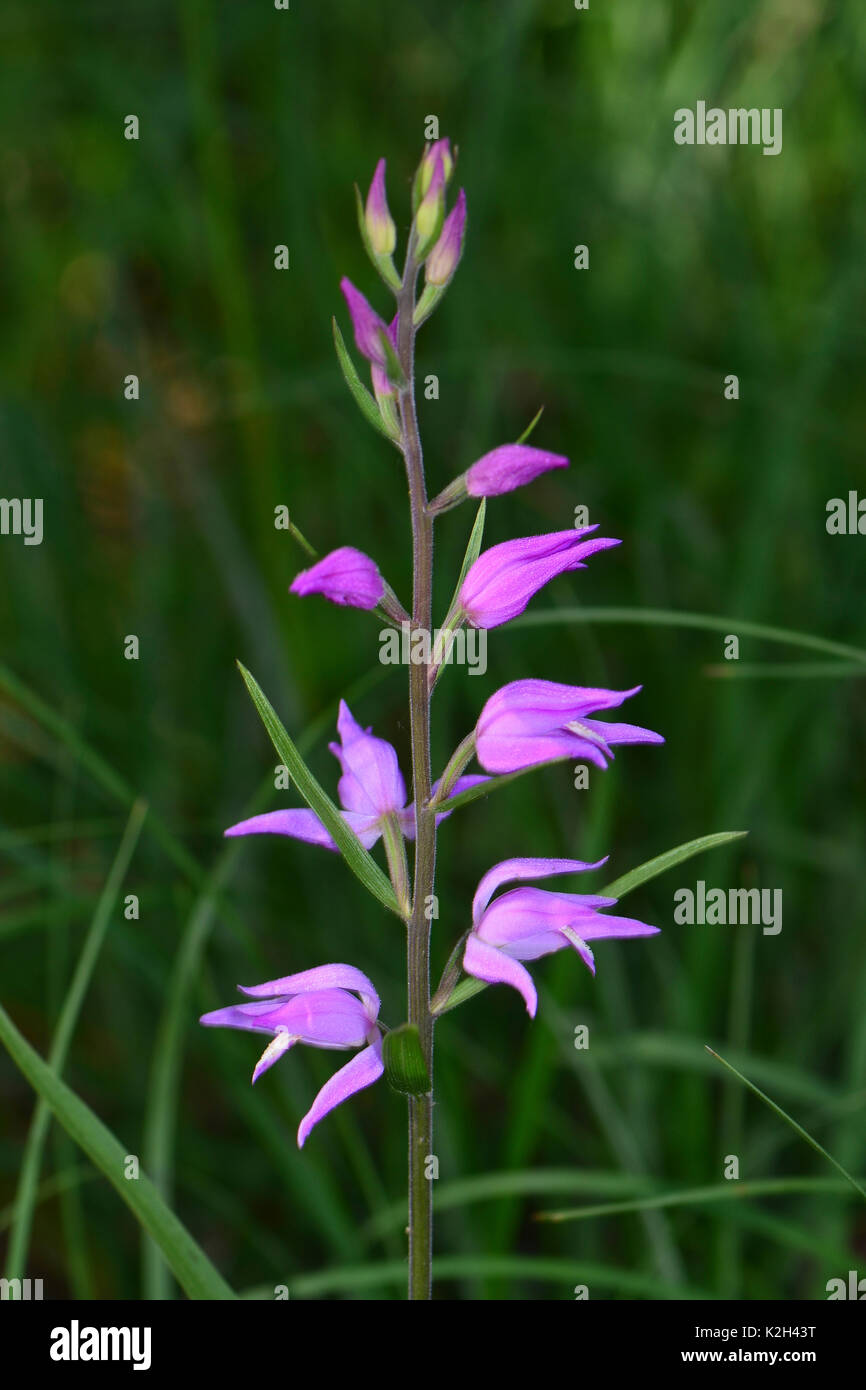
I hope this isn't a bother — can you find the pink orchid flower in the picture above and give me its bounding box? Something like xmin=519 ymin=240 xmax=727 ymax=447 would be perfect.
xmin=226 ymin=700 xmax=486 ymax=850
xmin=463 ymin=856 xmax=660 ymax=1017
xmin=200 ymin=964 xmax=383 ymax=1146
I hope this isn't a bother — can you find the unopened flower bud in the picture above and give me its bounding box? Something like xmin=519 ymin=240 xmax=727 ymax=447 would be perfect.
xmin=416 ymin=138 xmax=453 ymax=199
xmin=414 ymin=159 xmax=445 ymax=257
xmin=290 ymin=546 xmax=385 ymax=611
xmin=425 ymin=189 xmax=466 ymax=287
xmin=364 ymin=158 xmax=396 ymax=256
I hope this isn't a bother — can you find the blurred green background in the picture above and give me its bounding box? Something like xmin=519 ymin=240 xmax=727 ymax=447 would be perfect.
xmin=1 ymin=0 xmax=865 ymax=1300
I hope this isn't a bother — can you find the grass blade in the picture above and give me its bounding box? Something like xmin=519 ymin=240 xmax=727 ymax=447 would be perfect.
xmin=5 ymin=800 xmax=148 ymax=1279
xmin=537 ymin=1174 xmax=866 ymax=1223
xmin=0 ymin=1003 xmax=237 ymax=1299
xmin=705 ymin=1047 xmax=866 ymax=1203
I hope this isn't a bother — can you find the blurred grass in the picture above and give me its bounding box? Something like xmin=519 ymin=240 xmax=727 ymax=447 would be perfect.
xmin=1 ymin=0 xmax=865 ymax=1298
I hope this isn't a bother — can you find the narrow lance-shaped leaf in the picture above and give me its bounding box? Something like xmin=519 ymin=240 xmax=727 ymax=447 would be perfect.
xmin=237 ymin=662 xmax=401 ymax=916
xmin=600 ymin=830 xmax=747 ymax=899
xmin=452 ymin=499 xmax=486 ymax=597
xmin=0 ymin=1004 xmax=236 ymax=1300
xmin=332 ymin=317 xmax=395 ymax=441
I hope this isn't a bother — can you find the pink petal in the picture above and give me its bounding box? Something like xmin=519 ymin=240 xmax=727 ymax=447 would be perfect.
xmin=297 ymin=1039 xmax=384 ymax=1147
xmin=463 ymin=934 xmax=538 ymax=1017
xmin=224 ymin=807 xmax=382 ymax=851
xmin=472 ymin=855 xmax=608 ymax=926
xmin=331 ymin=700 xmax=407 ymax=818
xmin=238 ymin=964 xmax=380 ymax=1019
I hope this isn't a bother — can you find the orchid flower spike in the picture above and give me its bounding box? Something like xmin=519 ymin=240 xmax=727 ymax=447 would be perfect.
xmin=290 ymin=546 xmax=384 ymax=611
xmin=225 ymin=700 xmax=486 ymax=850
xmin=200 ymin=964 xmax=384 ymax=1146
xmin=459 ymin=526 xmax=620 ymax=629
xmin=475 ymin=680 xmax=664 ymax=774
xmin=462 ymin=857 xmax=660 ymax=1016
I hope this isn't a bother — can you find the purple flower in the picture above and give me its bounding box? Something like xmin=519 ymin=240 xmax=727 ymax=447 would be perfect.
xmin=200 ymin=963 xmax=384 ymax=1146
xmin=465 ymin=443 xmax=568 ymax=499
xmin=225 ymin=700 xmax=486 ymax=850
xmin=364 ymin=158 xmax=396 ymax=256
xmin=339 ymin=277 xmax=390 ymax=367
xmin=290 ymin=546 xmax=384 ymax=611
xmin=426 ymin=189 xmax=467 ymax=287
xmin=459 ymin=526 xmax=620 ymax=629
xmin=462 ymin=857 xmax=660 ymax=1016
xmin=476 ymin=680 xmax=664 ymax=774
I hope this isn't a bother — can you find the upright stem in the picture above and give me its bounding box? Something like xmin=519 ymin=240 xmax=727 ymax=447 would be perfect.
xmin=397 ymin=247 xmax=436 ymax=1300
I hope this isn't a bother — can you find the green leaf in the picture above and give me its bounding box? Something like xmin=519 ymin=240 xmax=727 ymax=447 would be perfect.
xmin=453 ymin=499 xmax=486 ymax=593
xmin=0 ymin=1003 xmax=236 ymax=1300
xmin=5 ymin=801 xmax=148 ymax=1280
xmin=376 ymin=325 xmax=407 ymax=389
xmin=382 ymin=1024 xmax=431 ymax=1096
xmin=600 ymin=830 xmax=748 ymax=899
xmin=434 ymin=976 xmax=487 ymax=1016
xmin=331 ymin=317 xmax=395 ymax=441
xmin=237 ymin=663 xmax=401 ymax=916
xmin=705 ymin=1047 xmax=866 ymax=1203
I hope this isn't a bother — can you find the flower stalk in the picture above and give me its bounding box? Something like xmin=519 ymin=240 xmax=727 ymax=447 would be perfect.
xmin=396 ymin=233 xmax=436 ymax=1301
